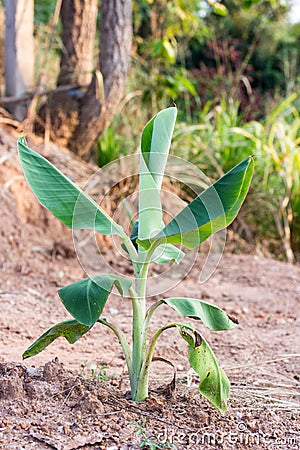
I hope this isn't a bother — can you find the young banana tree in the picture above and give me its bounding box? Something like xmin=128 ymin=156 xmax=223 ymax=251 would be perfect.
xmin=18 ymin=107 xmax=253 ymax=413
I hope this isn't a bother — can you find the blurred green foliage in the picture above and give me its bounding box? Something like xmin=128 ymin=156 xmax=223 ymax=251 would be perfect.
xmin=34 ymin=0 xmax=57 ymax=24
xmin=172 ymin=95 xmax=300 ymax=261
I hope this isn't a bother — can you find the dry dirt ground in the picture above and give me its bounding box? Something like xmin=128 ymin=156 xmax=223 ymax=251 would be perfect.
xmin=0 ymin=126 xmax=299 ymax=449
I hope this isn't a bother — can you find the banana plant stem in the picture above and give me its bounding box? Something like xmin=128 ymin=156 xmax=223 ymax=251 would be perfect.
xmin=130 ymin=263 xmax=149 ymax=400
xmin=136 ymin=323 xmax=177 ymax=400
xmin=97 ymin=319 xmax=133 ymax=388
xmin=144 ymin=300 xmax=164 ymax=333
xmin=122 ymin=236 xmax=139 ymax=276
xmin=130 ymin=243 xmax=162 ymax=400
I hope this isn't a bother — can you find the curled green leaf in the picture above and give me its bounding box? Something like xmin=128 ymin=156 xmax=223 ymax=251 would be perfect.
xmin=139 ymin=107 xmax=177 ymax=241
xmin=177 ymin=324 xmax=230 ymax=413
xmin=23 ymin=320 xmax=92 ymax=359
xmin=59 ymin=274 xmax=132 ymax=327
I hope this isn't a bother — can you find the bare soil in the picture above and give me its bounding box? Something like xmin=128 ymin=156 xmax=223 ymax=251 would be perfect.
xmin=0 ymin=126 xmax=299 ymax=449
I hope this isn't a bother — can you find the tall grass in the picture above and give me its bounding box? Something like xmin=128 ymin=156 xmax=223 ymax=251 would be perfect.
xmin=171 ymin=95 xmax=300 ymax=262
xmin=232 ymin=94 xmax=300 ymax=263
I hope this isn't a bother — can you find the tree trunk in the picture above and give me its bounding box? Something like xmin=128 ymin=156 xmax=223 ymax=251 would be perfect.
xmin=4 ymin=0 xmax=34 ymax=121
xmin=37 ymin=0 xmax=98 ymax=147
xmin=71 ymin=0 xmax=132 ymax=159
xmin=43 ymin=0 xmax=132 ymax=160
xmin=58 ymin=0 xmax=98 ymax=86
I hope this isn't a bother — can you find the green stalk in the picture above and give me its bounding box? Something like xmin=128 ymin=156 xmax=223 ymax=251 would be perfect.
xmin=131 ymin=242 xmax=163 ymax=401
xmin=130 ymin=263 xmax=148 ymax=400
xmin=136 ymin=324 xmax=177 ymax=398
xmin=144 ymin=300 xmax=164 ymax=334
xmin=122 ymin=235 xmax=139 ymax=276
xmin=97 ymin=319 xmax=133 ymax=389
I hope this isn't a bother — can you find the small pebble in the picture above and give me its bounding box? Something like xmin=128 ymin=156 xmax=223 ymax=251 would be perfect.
xmin=26 ymin=367 xmax=40 ymax=377
xmin=248 ymin=421 xmax=257 ymax=431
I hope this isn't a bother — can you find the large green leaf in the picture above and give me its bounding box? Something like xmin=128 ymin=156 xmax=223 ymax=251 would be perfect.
xmin=164 ymin=298 xmax=238 ymax=330
xmin=18 ymin=137 xmax=125 ymax=237
xmin=138 ymin=156 xmax=254 ymax=250
xmin=23 ymin=320 xmax=92 ymax=359
xmin=177 ymin=324 xmax=230 ymax=413
xmin=138 ymin=107 xmax=177 ymax=241
xmin=59 ymin=274 xmax=132 ymax=327
xmin=141 ymin=107 xmax=177 ymax=189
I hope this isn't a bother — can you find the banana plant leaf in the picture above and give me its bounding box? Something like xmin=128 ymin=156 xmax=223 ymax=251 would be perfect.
xmin=18 ymin=137 xmax=125 ymax=237
xmin=164 ymin=298 xmax=238 ymax=330
xmin=23 ymin=320 xmax=92 ymax=359
xmin=177 ymin=324 xmax=230 ymax=413
xmin=59 ymin=274 xmax=132 ymax=327
xmin=151 ymin=243 xmax=184 ymax=264
xmin=138 ymin=156 xmax=254 ymax=250
xmin=138 ymin=107 xmax=177 ymax=241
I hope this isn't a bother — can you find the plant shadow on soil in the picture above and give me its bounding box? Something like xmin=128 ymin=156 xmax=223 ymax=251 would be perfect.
xmin=0 ymin=126 xmax=299 ymax=449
